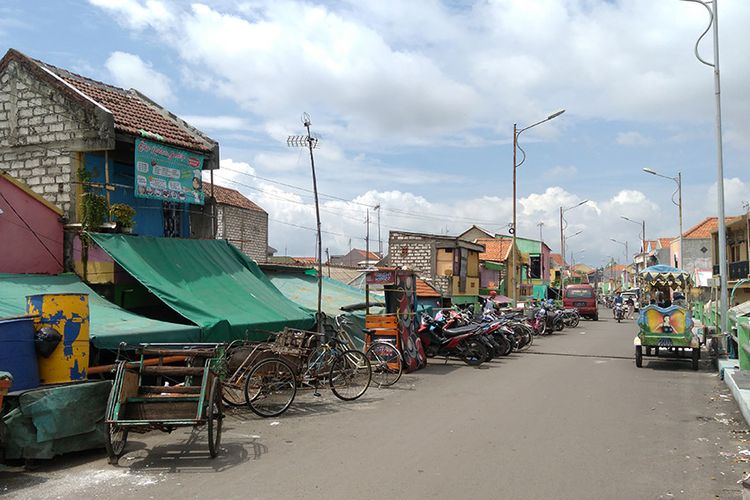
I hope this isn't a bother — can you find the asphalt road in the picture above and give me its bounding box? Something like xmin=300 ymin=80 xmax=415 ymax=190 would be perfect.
xmin=4 ymin=310 xmax=750 ymax=499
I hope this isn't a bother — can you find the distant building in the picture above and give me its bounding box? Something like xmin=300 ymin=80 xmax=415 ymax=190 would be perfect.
xmin=205 ymin=182 xmax=268 ymax=263
xmin=329 ymin=248 xmax=381 ymax=268
xmin=710 ymin=214 xmax=750 ymax=304
xmin=389 ymin=230 xmax=484 ymax=304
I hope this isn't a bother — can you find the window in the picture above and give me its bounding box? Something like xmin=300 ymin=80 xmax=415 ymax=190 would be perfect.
xmin=529 ymin=255 xmax=541 ymax=279
xmin=566 ymin=288 xmax=593 ymax=298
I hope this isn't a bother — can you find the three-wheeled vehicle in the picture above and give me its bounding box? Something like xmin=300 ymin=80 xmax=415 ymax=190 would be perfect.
xmin=634 ymin=265 xmax=699 ymax=370
xmin=104 ymin=343 xmax=224 ymax=464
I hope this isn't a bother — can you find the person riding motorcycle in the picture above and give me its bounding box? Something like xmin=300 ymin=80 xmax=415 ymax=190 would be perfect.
xmin=613 ymin=292 xmax=624 ymax=319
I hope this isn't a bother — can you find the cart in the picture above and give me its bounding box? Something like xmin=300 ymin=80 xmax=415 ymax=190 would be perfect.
xmin=634 ymin=265 xmax=699 ymax=370
xmin=104 ymin=343 xmax=224 ymax=464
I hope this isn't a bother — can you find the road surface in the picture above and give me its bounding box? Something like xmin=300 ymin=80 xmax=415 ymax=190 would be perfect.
xmin=4 ymin=311 xmax=749 ymax=499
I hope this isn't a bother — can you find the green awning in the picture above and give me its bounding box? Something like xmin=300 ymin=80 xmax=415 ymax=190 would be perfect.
xmin=268 ymin=272 xmax=384 ymax=316
xmin=88 ymin=234 xmax=315 ymax=341
xmin=483 ymin=261 xmax=504 ymax=271
xmin=0 ymin=273 xmax=200 ymax=349
xmin=451 ymin=295 xmax=479 ymax=305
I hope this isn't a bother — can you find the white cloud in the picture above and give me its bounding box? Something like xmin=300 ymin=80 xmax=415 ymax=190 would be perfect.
xmin=616 ymin=131 xmax=650 ymax=146
xmin=707 ymin=177 xmax=750 ymax=215
xmin=546 ymin=165 xmax=578 ymax=177
xmin=182 ymin=115 xmax=253 ymax=131
xmin=105 ymin=51 xmax=174 ymax=103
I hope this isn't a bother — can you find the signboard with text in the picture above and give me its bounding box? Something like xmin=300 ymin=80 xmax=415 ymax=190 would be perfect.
xmin=134 ymin=138 xmax=205 ymax=205
xmin=366 ymin=270 xmax=397 ymax=286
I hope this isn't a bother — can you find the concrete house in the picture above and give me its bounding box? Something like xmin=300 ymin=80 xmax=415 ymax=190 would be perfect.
xmin=673 ymin=217 xmax=723 ymax=286
xmin=474 ymin=238 xmax=524 ymax=298
xmin=0 ymin=48 xmax=219 ymax=271
xmin=388 ymin=230 xmax=484 ymax=305
xmin=205 ymin=182 xmax=268 ymax=263
xmin=711 ymin=214 xmax=750 ymax=304
xmin=329 ymin=248 xmax=381 ymax=268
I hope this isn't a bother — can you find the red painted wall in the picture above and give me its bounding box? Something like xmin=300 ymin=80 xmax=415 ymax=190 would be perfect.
xmin=0 ymin=175 xmax=63 ymax=274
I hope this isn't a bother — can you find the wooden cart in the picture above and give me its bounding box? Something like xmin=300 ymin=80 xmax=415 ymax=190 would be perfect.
xmin=104 ymin=343 xmax=223 ymax=464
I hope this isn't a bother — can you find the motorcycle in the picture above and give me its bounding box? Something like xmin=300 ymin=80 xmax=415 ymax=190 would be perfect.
xmin=613 ymin=303 xmax=624 ymax=323
xmin=418 ymin=314 xmax=487 ymax=366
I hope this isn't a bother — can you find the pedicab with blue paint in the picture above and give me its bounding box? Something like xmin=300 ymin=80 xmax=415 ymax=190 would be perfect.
xmin=633 ymin=265 xmax=699 ymax=370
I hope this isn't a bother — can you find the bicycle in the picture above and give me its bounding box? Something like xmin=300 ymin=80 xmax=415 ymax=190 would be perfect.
xmin=334 ymin=315 xmax=403 ymax=388
xmin=243 ymin=329 xmax=372 ymax=418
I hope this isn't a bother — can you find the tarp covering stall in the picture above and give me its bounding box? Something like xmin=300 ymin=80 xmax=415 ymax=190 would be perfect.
xmin=268 ymin=272 xmax=384 ymax=348
xmin=0 ymin=273 xmax=200 ymax=349
xmin=89 ymin=234 xmax=315 ymax=341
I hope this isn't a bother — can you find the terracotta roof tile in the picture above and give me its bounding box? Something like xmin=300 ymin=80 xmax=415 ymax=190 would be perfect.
xmin=416 ymin=278 xmax=442 ymax=298
xmin=0 ymin=49 xmax=216 ymax=154
xmin=205 ymin=182 xmax=266 ymax=213
xmin=687 ymin=216 xmax=744 ymax=238
xmin=659 ymin=237 xmax=674 ymax=248
xmin=476 ymin=238 xmax=513 ymax=262
xmin=550 ymin=253 xmax=565 ymax=266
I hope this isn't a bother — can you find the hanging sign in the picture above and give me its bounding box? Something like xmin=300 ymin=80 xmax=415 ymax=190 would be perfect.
xmin=134 ymin=138 xmax=205 ymax=205
xmin=366 ymin=270 xmax=397 ymax=286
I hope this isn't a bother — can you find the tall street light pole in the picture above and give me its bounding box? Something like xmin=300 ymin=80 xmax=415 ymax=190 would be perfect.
xmin=512 ymin=109 xmax=565 ymax=305
xmin=681 ymin=0 xmax=728 ymax=333
xmin=559 ymin=200 xmax=588 ymax=293
xmin=610 ymin=238 xmax=629 ymax=289
xmin=643 ymin=168 xmax=683 ymax=268
xmin=621 ymin=215 xmax=646 ymax=272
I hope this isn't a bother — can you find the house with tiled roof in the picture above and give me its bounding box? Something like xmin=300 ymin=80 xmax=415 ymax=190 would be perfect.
xmin=329 ymin=248 xmax=382 ymax=268
xmin=388 ymin=230 xmax=484 ymax=304
xmin=0 ymin=48 xmax=220 ymax=270
xmin=204 ymin=182 xmax=268 ymax=263
xmin=474 ymin=238 xmax=524 ymax=299
xmin=668 ymin=216 xmax=735 ymax=287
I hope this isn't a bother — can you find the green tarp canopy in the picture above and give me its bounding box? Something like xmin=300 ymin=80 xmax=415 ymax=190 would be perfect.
xmin=89 ymin=234 xmax=315 ymax=341
xmin=0 ymin=273 xmax=201 ymax=349
xmin=268 ymin=272 xmax=384 ymax=315
xmin=268 ymin=272 xmax=384 ymax=349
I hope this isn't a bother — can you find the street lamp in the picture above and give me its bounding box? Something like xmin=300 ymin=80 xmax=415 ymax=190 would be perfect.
xmin=559 ymin=199 xmax=588 ymax=292
xmin=511 ymin=109 xmax=565 ymax=304
xmin=680 ymin=0 xmax=730 ymax=345
xmin=621 ymin=215 xmax=647 ymax=270
xmin=643 ymin=168 xmax=683 ymax=268
xmin=610 ymin=238 xmax=629 ymax=289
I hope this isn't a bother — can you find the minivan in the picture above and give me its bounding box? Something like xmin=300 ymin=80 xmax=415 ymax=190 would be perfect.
xmin=563 ymin=284 xmax=598 ymax=320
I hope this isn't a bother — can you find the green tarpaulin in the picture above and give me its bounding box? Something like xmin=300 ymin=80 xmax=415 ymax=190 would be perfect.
xmin=268 ymin=272 xmax=384 ymax=349
xmin=89 ymin=234 xmax=315 ymax=341
xmin=268 ymin=273 xmax=384 ymax=315
xmin=0 ymin=273 xmax=200 ymax=349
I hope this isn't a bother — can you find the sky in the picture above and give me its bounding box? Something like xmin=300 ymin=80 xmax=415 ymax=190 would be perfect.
xmin=2 ymin=0 xmax=749 ymax=267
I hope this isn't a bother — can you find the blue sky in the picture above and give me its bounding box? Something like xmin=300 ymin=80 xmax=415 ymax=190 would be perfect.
xmin=2 ymin=0 xmax=749 ymax=266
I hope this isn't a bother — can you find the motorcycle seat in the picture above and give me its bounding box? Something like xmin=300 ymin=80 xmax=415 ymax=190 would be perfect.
xmin=442 ymin=325 xmax=477 ymax=337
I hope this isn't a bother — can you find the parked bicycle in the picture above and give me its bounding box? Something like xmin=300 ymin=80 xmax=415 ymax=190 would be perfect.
xmin=333 ymin=315 xmax=403 ymax=388
xmin=243 ymin=329 xmax=372 ymax=418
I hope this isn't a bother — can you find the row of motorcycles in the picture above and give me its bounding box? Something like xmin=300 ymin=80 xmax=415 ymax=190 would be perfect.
xmin=416 ymin=301 xmax=583 ymax=367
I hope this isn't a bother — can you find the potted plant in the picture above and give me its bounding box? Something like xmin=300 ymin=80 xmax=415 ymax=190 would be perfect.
xmin=110 ymin=203 xmax=136 ymax=233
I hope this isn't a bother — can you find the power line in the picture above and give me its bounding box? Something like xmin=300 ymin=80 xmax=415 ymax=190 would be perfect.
xmin=218 ymin=165 xmax=507 ymax=226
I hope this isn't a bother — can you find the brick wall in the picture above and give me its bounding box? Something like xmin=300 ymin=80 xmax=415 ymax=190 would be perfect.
xmin=0 ymin=59 xmax=112 ymax=220
xmin=217 ymin=204 xmax=268 ymax=263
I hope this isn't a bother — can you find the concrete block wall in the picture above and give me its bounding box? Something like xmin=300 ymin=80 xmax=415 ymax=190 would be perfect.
xmin=217 ymin=204 xmax=268 ymax=263
xmin=388 ymin=231 xmax=435 ymax=278
xmin=0 ymin=59 xmax=112 ymax=220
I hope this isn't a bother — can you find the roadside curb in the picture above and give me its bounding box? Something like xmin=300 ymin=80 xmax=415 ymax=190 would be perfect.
xmin=718 ymin=358 xmax=750 ymax=427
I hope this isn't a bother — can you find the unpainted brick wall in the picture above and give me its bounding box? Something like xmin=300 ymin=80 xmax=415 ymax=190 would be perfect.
xmin=217 ymin=204 xmax=269 ymax=263
xmin=0 ymin=60 xmax=109 ymax=219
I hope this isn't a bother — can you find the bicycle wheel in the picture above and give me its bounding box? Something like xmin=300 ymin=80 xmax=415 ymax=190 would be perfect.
xmin=329 ymin=350 xmax=372 ymax=401
xmin=366 ymin=341 xmax=403 ymax=387
xmin=244 ymin=358 xmax=297 ymax=418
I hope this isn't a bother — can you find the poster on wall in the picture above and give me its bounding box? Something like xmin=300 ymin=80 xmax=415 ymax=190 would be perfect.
xmin=134 ymin=138 xmax=205 ymax=205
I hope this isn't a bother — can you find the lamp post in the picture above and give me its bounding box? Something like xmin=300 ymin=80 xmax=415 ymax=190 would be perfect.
xmin=643 ymin=168 xmax=683 ymax=268
xmin=559 ymin=200 xmax=588 ymax=293
xmin=610 ymin=238 xmax=629 ymax=289
xmin=621 ymin=215 xmax=646 ymax=272
xmin=681 ymin=0 xmax=729 ymax=336
xmin=512 ymin=109 xmax=565 ymax=305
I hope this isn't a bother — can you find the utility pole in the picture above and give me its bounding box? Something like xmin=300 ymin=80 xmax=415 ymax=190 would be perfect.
xmin=374 ymin=204 xmax=382 ymax=256
xmin=365 ymin=208 xmax=371 ymax=314
xmin=287 ymin=112 xmax=323 ymax=331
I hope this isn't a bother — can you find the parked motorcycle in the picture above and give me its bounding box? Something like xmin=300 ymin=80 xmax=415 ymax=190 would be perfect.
xmin=418 ymin=314 xmax=487 ymax=366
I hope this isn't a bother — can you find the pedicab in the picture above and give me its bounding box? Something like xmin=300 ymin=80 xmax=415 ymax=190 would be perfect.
xmin=634 ymin=265 xmax=699 ymax=370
